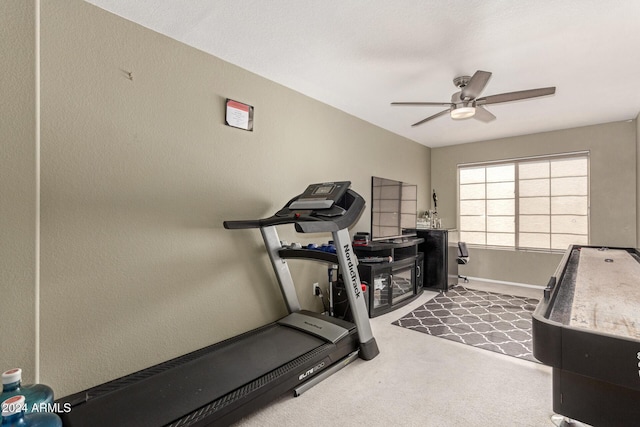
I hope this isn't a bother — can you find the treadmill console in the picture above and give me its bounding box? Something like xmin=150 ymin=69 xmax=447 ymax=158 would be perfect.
xmin=289 ymin=181 xmax=350 ymax=211
xmin=224 ymin=180 xmax=363 ymax=232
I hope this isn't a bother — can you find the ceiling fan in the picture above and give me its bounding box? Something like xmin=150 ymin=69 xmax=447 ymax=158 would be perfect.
xmin=391 ymin=70 xmax=556 ymax=126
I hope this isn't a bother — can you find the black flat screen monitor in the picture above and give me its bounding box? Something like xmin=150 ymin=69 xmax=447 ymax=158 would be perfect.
xmin=370 ymin=176 xmax=417 ymax=241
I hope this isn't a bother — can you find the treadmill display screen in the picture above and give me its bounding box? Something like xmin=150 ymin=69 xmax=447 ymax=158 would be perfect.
xmin=312 ymin=185 xmax=335 ymax=196
xmin=288 ymin=182 xmax=351 ymax=211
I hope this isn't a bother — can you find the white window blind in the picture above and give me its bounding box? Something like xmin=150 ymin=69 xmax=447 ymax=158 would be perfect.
xmin=458 ymin=153 xmax=589 ymax=251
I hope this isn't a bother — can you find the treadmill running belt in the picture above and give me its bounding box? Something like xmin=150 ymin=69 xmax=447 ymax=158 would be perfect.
xmin=63 ymin=324 xmax=325 ymax=427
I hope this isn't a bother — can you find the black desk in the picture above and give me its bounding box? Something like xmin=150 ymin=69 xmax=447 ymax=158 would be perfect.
xmin=413 ymin=229 xmax=458 ymax=292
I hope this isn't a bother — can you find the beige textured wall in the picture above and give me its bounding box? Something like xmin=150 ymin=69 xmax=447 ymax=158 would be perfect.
xmin=0 ymin=1 xmax=37 ymax=382
xmin=31 ymin=1 xmax=431 ymax=396
xmin=432 ymin=121 xmax=637 ymax=285
xmin=637 ymin=112 xmax=640 ymax=247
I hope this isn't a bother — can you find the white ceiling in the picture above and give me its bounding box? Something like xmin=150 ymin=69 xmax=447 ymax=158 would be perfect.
xmin=86 ymin=0 xmax=640 ymax=148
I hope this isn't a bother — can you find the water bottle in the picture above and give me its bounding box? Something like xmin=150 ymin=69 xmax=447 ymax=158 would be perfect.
xmin=1 ymin=395 xmax=62 ymax=426
xmin=1 ymin=369 xmax=53 ymax=413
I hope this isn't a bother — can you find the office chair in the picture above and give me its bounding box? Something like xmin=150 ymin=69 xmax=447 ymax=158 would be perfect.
xmin=457 ymin=241 xmax=469 ymax=283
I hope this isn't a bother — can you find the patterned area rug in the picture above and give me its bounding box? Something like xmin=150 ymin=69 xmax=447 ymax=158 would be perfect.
xmin=392 ymin=286 xmax=540 ymax=363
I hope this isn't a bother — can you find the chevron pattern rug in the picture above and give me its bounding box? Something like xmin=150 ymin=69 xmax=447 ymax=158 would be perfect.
xmin=392 ymin=286 xmax=540 ymax=363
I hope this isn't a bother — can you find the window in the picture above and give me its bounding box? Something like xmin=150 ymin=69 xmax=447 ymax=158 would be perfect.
xmin=458 ymin=153 xmax=589 ymax=252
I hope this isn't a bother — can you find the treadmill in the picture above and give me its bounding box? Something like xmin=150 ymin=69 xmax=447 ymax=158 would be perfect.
xmin=57 ymin=181 xmax=379 ymax=426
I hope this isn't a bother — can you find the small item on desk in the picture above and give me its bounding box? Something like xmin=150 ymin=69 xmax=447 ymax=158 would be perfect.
xmin=419 ymin=210 xmax=438 ymax=229
xmin=416 ymin=216 xmax=429 ymax=229
xmin=353 ymin=232 xmax=370 ymax=246
xmin=426 ymin=210 xmax=440 ymax=229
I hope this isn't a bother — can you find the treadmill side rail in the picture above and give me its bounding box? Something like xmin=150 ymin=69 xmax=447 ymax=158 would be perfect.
xmin=293 ymin=350 xmax=359 ymax=397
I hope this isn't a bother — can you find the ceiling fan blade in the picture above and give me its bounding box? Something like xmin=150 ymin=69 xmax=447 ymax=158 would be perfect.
xmin=411 ymin=108 xmax=451 ymax=127
xmin=473 ymin=105 xmax=496 ymax=122
xmin=460 ymin=70 xmax=492 ymax=100
xmin=477 ymin=87 xmax=556 ymax=105
xmin=391 ymin=102 xmax=454 ymax=107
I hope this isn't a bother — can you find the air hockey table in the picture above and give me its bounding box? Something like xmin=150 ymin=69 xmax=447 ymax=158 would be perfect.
xmin=532 ymin=245 xmax=640 ymax=427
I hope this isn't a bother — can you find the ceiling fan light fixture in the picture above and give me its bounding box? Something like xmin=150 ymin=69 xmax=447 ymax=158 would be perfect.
xmin=450 ymin=105 xmax=475 ymax=120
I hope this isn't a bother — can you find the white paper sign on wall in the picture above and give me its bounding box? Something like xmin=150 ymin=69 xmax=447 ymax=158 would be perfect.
xmin=225 ymin=99 xmax=254 ymax=131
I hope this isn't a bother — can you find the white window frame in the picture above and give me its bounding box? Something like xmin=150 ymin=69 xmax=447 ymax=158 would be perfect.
xmin=457 ymin=151 xmax=590 ymax=253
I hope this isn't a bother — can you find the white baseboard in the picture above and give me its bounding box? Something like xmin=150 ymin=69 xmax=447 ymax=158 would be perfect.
xmin=465 ymin=276 xmax=544 ymax=289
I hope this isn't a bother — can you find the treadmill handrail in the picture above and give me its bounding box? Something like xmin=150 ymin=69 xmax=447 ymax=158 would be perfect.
xmin=223 ymin=189 xmax=365 ymax=234
xmin=223 ymin=214 xmax=323 ymax=230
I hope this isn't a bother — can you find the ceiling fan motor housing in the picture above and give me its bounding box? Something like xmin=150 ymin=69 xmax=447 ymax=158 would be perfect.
xmin=453 ymin=75 xmax=472 ymax=89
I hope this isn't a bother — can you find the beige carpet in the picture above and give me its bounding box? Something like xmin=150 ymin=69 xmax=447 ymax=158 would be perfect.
xmin=234 ymin=282 xmax=554 ymax=427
